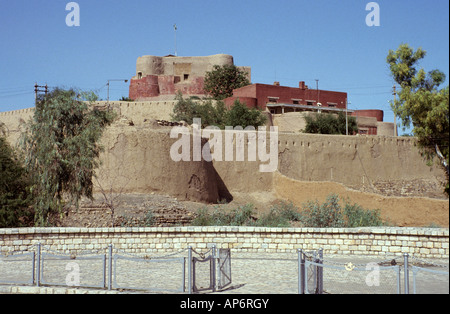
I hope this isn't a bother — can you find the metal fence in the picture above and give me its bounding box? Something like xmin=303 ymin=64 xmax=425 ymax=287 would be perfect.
xmin=0 ymin=244 xmax=448 ymax=294
xmin=0 ymin=243 xmax=230 ymax=294
xmin=298 ymin=249 xmax=449 ymax=294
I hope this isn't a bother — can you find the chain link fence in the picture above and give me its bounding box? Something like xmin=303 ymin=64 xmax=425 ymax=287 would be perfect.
xmin=1 ymin=244 xmax=448 ymax=294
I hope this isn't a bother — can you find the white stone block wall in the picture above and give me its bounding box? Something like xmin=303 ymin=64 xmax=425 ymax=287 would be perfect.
xmin=0 ymin=227 xmax=448 ymax=259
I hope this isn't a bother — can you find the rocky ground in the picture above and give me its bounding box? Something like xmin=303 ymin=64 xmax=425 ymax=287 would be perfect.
xmin=55 ymin=192 xmax=278 ymax=228
xmin=54 ymin=178 xmax=448 ymax=228
xmin=356 ymin=178 xmax=448 ymax=200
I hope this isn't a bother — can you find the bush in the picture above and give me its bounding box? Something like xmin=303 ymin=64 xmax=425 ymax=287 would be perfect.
xmin=299 ymin=194 xmax=345 ymax=228
xmin=172 ymin=94 xmax=266 ymax=129
xmin=0 ymin=136 xmax=34 ymax=227
xmin=225 ymin=100 xmax=267 ymax=129
xmin=304 ymin=112 xmax=358 ymax=135
xmin=343 ymin=202 xmax=384 ymax=227
xmin=299 ymin=194 xmax=385 ymax=228
xmin=257 ymin=201 xmax=301 ymax=227
xmin=171 ymin=92 xmax=226 ymax=128
xmin=191 ymin=204 xmax=255 ymax=226
xmin=190 ymin=196 xmax=384 ymax=228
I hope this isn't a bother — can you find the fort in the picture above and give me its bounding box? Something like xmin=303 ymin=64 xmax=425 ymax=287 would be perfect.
xmin=169 ymin=118 xmax=279 ymax=172
xmin=0 ymin=98 xmax=448 ymax=229
xmin=0 ymin=52 xmax=449 ymax=263
xmin=129 ymin=54 xmax=251 ymax=100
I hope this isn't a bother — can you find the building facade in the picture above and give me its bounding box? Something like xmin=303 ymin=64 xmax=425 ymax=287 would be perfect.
xmin=129 ymin=54 xmax=250 ymax=100
xmin=224 ymin=81 xmax=394 ymax=136
xmin=224 ymin=81 xmax=348 ymax=115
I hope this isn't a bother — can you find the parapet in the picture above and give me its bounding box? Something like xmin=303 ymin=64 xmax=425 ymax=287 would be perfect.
xmin=133 ymin=54 xmax=235 ymax=80
xmin=129 ymin=54 xmax=250 ymax=100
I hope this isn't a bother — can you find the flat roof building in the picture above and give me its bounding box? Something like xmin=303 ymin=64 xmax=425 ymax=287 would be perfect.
xmin=224 ymin=81 xmax=349 ymax=115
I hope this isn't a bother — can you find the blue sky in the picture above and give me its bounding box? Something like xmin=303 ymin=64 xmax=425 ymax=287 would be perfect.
xmin=0 ymin=0 xmax=448 ymax=132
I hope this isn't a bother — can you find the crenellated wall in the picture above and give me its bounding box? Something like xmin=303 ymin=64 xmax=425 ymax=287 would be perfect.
xmin=1 ymin=104 xmax=448 ymax=226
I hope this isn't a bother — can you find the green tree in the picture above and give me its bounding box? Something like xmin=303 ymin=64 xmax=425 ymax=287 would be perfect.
xmin=225 ymin=100 xmax=267 ymax=129
xmin=0 ymin=131 xmax=33 ymax=227
xmin=171 ymin=92 xmax=227 ymax=128
xmin=20 ymin=88 xmax=116 ymax=226
xmin=387 ymin=44 xmax=449 ymax=194
xmin=204 ymin=64 xmax=250 ymax=100
xmin=303 ymin=112 xmax=358 ymax=135
xmin=171 ymin=94 xmax=266 ymax=129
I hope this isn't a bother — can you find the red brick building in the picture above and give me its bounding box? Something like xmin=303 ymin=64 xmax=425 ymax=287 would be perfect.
xmin=128 ymin=54 xmax=250 ymax=101
xmin=224 ymin=81 xmax=348 ymax=114
xmin=224 ymin=81 xmax=394 ymax=136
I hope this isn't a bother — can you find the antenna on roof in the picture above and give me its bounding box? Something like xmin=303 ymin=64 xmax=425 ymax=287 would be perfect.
xmin=174 ymin=24 xmax=178 ymax=56
xmin=315 ymin=79 xmax=320 ymax=104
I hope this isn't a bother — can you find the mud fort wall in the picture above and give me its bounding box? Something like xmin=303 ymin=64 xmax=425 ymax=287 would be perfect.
xmin=1 ymin=102 xmax=448 ymax=228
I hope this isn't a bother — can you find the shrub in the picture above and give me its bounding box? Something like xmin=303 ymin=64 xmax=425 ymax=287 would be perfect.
xmin=191 ymin=207 xmax=213 ymax=226
xmin=191 ymin=204 xmax=255 ymax=226
xmin=0 ymin=135 xmax=34 ymax=227
xmin=171 ymin=92 xmax=227 ymax=128
xmin=229 ymin=204 xmax=255 ymax=226
xmin=299 ymin=194 xmax=345 ymax=228
xmin=171 ymin=94 xmax=266 ymax=129
xmin=257 ymin=201 xmax=301 ymax=227
xmin=304 ymin=112 xmax=358 ymax=135
xmin=225 ymin=100 xmax=267 ymax=129
xmin=343 ymin=201 xmax=384 ymax=227
xmin=299 ymin=194 xmax=385 ymax=228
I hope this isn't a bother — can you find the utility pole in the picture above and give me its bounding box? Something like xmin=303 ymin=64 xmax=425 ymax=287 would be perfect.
xmin=34 ymin=83 xmax=48 ymax=106
xmin=346 ymin=98 xmax=348 ymax=136
xmin=392 ymin=85 xmax=398 ymax=136
xmin=174 ymin=24 xmax=178 ymax=56
xmin=315 ymin=79 xmax=320 ymax=103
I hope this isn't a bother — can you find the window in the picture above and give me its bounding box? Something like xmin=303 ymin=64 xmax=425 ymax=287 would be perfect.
xmin=306 ymin=101 xmax=314 ymax=106
xmin=184 ymin=74 xmax=189 ymax=81
xmin=268 ymin=97 xmax=279 ymax=103
xmin=137 ymin=72 xmax=143 ymax=79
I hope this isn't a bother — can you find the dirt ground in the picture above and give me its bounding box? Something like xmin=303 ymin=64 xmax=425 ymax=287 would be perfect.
xmin=55 ymin=191 xmax=279 ymax=228
xmin=56 ymin=187 xmax=449 ymax=228
xmin=273 ymin=173 xmax=449 ymax=228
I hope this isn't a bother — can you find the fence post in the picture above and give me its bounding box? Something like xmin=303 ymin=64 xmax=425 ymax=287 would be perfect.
xmin=212 ymin=245 xmax=217 ymax=292
xmin=188 ymin=246 xmax=192 ymax=294
xmin=108 ymin=244 xmax=113 ymax=291
xmin=403 ymin=253 xmax=409 ymax=294
xmin=36 ymin=243 xmax=41 ymax=287
xmin=318 ymin=248 xmax=324 ymax=294
xmin=298 ymin=249 xmax=305 ymax=294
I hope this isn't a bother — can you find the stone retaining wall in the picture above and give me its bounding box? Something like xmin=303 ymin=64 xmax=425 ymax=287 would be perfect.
xmin=1 ymin=227 xmax=448 ymax=259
